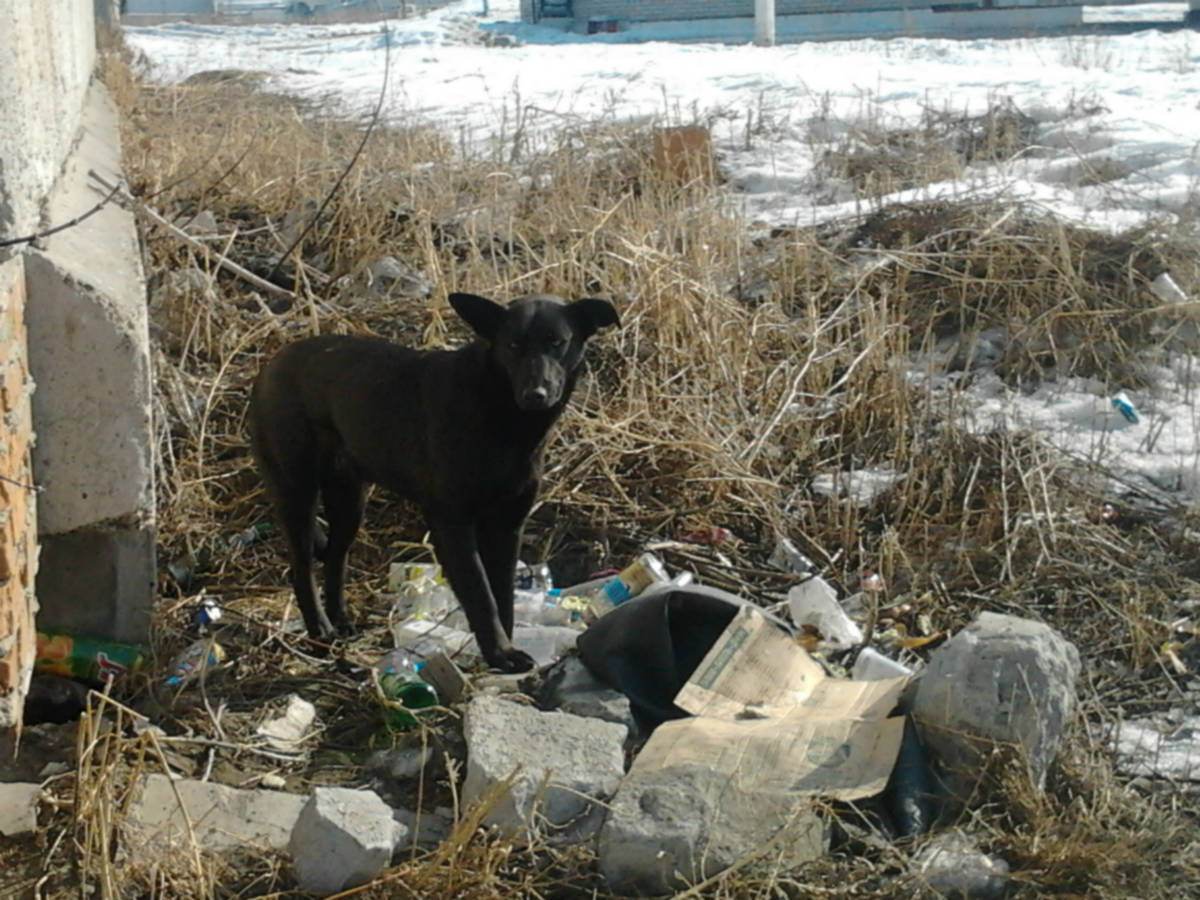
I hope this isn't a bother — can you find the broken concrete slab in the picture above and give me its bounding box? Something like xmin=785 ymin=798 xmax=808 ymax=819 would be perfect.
xmin=0 ymin=782 xmax=40 ymax=836
xmin=462 ymin=694 xmax=626 ymax=842
xmin=537 ymin=655 xmax=636 ymax=733
xmin=910 ymin=829 xmax=1010 ymax=899
xmin=127 ymin=773 xmax=306 ymax=851
xmin=598 ymin=762 xmax=827 ymax=896
xmin=913 ymin=611 xmax=1080 ymax=798
xmin=289 ymin=786 xmax=405 ymax=895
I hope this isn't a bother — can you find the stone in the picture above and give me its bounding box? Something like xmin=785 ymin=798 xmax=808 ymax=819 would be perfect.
xmin=912 ymin=612 xmax=1080 ymax=797
xmin=537 ymin=655 xmax=636 ymax=732
xmin=368 ymin=256 xmax=432 ymax=299
xmin=910 ymin=829 xmax=1010 ymax=898
xmin=598 ymin=763 xmax=827 ymax=896
xmin=173 ymin=209 xmax=218 ymax=235
xmin=127 ymin=773 xmax=306 ymax=851
xmin=289 ymin=786 xmax=405 ymax=895
xmin=391 ymin=806 xmax=453 ymax=850
xmin=0 ymin=782 xmax=40 ymax=835
xmin=462 ymin=695 xmax=626 ymax=842
xmin=364 ymin=745 xmax=434 ymax=783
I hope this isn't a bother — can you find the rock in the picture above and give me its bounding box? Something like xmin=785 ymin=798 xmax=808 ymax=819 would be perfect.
xmin=173 ymin=209 xmax=219 ymax=235
xmin=256 ymin=694 xmax=316 ymax=753
xmin=368 ymin=256 xmax=433 ymax=299
xmin=462 ymin=695 xmax=626 ymax=842
xmin=911 ymin=829 xmax=1010 ymax=898
xmin=391 ymin=806 xmax=453 ymax=850
xmin=127 ymin=773 xmax=306 ymax=851
xmin=0 ymin=783 xmax=40 ymax=835
xmin=912 ymin=612 xmax=1080 ymax=797
xmin=1113 ymin=715 xmax=1200 ymax=780
xmin=537 ymin=655 xmax=636 ymax=732
xmin=598 ymin=763 xmax=827 ymax=896
xmin=365 ymin=745 xmax=434 ymax=783
xmin=289 ymin=787 xmax=405 ymax=895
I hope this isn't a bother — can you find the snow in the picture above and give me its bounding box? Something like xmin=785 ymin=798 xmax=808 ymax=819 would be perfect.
xmin=123 ymin=3 xmax=1200 ymax=507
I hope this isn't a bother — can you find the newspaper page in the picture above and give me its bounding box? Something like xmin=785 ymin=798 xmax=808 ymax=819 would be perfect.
xmin=633 ymin=712 xmax=906 ymax=801
xmin=648 ymin=604 xmax=909 ymax=799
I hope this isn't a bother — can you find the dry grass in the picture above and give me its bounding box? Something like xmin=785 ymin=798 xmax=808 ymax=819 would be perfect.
xmin=18 ymin=34 xmax=1200 ymax=899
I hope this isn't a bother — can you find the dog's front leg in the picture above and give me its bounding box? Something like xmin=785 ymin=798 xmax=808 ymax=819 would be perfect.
xmin=428 ymin=515 xmax=536 ymax=673
xmin=476 ymin=485 xmax=537 ymax=640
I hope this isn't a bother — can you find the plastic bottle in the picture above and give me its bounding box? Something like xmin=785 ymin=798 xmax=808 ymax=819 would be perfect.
xmin=376 ymin=650 xmax=439 ymax=730
xmin=165 ymin=638 xmax=226 ymax=686
xmin=35 ymin=632 xmax=147 ymax=684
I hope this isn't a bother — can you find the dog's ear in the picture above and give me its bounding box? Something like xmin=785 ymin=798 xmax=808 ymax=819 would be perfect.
xmin=567 ymin=298 xmax=620 ymax=340
xmin=449 ymin=292 xmax=507 ymax=341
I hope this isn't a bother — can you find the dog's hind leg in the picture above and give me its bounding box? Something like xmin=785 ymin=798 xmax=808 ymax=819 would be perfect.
xmin=317 ymin=454 xmax=365 ymax=636
xmin=274 ymin=476 xmax=331 ymax=641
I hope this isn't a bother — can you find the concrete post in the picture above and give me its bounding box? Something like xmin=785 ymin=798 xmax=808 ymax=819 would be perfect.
xmin=755 ymin=0 xmax=776 ymax=46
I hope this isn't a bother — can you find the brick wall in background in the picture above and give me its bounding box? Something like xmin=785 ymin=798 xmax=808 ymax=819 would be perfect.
xmin=0 ymin=259 xmax=39 ymax=756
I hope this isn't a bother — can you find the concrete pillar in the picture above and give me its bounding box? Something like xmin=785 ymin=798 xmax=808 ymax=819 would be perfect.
xmin=25 ymin=82 xmax=156 ymax=644
xmin=755 ymin=0 xmax=776 ymax=46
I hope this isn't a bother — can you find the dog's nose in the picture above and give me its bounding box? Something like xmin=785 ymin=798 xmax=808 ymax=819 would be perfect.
xmin=522 ymin=386 xmax=551 ymax=409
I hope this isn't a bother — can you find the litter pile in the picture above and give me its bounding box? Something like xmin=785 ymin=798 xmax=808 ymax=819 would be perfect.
xmin=10 ymin=540 xmax=1089 ymax=898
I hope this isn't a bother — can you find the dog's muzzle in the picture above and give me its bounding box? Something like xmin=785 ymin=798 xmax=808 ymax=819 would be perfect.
xmin=516 ymin=358 xmax=563 ymax=411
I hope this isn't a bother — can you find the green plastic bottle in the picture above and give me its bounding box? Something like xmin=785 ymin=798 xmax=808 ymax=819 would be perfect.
xmin=377 ymin=652 xmax=439 ymax=730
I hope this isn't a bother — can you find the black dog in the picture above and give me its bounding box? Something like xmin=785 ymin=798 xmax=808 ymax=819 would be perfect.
xmin=248 ymin=292 xmax=619 ymax=672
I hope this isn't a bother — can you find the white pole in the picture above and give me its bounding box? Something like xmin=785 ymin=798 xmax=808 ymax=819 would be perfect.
xmin=754 ymin=0 xmax=776 ymax=46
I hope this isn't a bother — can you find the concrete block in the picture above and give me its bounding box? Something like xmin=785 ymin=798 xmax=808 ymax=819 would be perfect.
xmin=289 ymin=786 xmax=404 ymax=895
xmin=598 ymin=763 xmax=827 ymax=896
xmin=0 ymin=782 xmax=40 ymax=835
xmin=127 ymin=773 xmax=307 ymax=851
xmin=35 ymin=526 xmax=155 ymax=644
xmin=913 ymin=612 xmax=1080 ymax=797
xmin=463 ymin=695 xmax=626 ymax=842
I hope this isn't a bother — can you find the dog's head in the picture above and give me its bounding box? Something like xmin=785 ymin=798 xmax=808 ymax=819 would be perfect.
xmin=450 ymin=292 xmax=620 ymax=412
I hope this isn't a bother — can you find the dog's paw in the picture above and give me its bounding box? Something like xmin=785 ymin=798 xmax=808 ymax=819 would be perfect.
xmin=487 ymin=646 xmax=537 ymax=674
